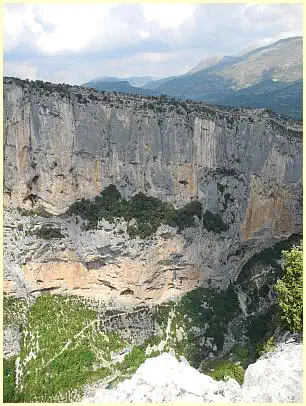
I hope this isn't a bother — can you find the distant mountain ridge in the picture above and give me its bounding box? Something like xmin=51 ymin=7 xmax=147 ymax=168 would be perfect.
xmin=84 ymin=75 xmax=157 ymax=88
xmin=82 ymin=79 xmax=161 ymax=96
xmin=82 ymin=36 xmax=302 ymax=119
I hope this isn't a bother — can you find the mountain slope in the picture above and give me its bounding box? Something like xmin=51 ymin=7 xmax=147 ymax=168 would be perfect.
xmin=81 ymin=37 xmax=302 ymax=118
xmin=84 ymin=75 xmax=156 ymax=88
xmin=152 ymin=37 xmax=303 ymax=119
xmin=82 ymin=76 xmax=159 ymax=95
xmin=188 ymin=55 xmax=225 ymax=75
xmin=82 ymin=79 xmax=160 ymax=96
xmin=142 ymin=76 xmax=178 ymax=89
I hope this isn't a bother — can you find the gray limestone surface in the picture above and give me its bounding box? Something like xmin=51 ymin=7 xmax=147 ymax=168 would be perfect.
xmin=3 ymin=78 xmax=302 ymax=303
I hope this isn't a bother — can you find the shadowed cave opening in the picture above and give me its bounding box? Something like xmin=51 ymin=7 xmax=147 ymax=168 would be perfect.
xmin=120 ymin=289 xmax=134 ymax=296
xmin=22 ymin=194 xmax=39 ymax=206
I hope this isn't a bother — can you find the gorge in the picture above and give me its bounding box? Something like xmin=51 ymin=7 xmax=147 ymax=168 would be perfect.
xmin=3 ymin=76 xmax=303 ymax=402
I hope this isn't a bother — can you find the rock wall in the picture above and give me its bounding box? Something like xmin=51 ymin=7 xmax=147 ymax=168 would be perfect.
xmin=4 ymin=209 xmax=201 ymax=305
xmin=3 ymin=77 xmax=302 ymax=301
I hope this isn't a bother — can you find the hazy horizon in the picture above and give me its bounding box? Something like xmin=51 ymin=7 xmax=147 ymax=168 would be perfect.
xmin=4 ymin=3 xmax=302 ymax=85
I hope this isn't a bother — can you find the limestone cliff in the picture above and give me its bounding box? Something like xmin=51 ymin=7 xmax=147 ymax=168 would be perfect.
xmin=3 ymin=77 xmax=302 ymax=303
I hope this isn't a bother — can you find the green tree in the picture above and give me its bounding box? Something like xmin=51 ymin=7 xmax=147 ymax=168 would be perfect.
xmin=275 ymin=243 xmax=303 ymax=333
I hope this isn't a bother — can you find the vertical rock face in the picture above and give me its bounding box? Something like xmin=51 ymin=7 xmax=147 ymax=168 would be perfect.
xmin=3 ymin=77 xmax=302 ymax=299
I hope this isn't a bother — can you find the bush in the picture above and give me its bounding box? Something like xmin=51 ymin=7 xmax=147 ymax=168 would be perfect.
xmin=202 ymin=210 xmax=228 ymax=233
xmin=202 ymin=359 xmax=245 ymax=385
xmin=100 ymin=184 xmax=121 ymax=202
xmin=18 ymin=206 xmax=52 ymax=217
xmin=275 ymin=244 xmax=303 ymax=333
xmin=167 ymin=210 xmax=194 ymax=230
xmin=228 ymin=345 xmax=256 ymax=368
xmin=121 ymin=346 xmax=146 ymax=373
xmin=257 ymin=336 xmax=276 ymax=357
xmin=30 ymin=225 xmax=65 ymax=239
xmin=3 ymin=296 xmax=29 ymax=327
xmin=167 ymin=200 xmax=203 ymax=230
xmin=230 ymin=346 xmax=249 ymax=362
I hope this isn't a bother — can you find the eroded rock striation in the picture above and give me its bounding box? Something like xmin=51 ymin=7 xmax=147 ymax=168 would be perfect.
xmin=4 ymin=209 xmax=199 ymax=305
xmin=4 ymin=78 xmax=302 ymax=298
xmin=3 ymin=77 xmax=302 ymax=303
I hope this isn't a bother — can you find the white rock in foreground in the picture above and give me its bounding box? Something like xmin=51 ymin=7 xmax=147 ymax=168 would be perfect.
xmin=82 ymin=341 xmax=303 ymax=403
xmin=82 ymin=353 xmax=239 ymax=403
xmin=242 ymin=341 xmax=303 ymax=402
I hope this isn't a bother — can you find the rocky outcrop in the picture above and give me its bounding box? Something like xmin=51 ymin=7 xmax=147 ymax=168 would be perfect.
xmin=82 ymin=352 xmax=242 ymax=403
xmin=3 ymin=209 xmax=201 ymax=306
xmin=82 ymin=340 xmax=303 ymax=403
xmin=3 ymin=327 xmax=21 ymax=360
xmin=242 ymin=340 xmax=303 ymax=402
xmin=3 ymin=77 xmax=302 ymax=301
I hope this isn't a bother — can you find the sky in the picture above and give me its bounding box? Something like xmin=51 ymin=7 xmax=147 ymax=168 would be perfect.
xmin=3 ymin=2 xmax=303 ymax=85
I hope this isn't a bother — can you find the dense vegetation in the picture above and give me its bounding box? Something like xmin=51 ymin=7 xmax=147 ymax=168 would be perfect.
xmin=5 ymin=295 xmax=126 ymax=402
xmin=119 ymin=346 xmax=146 ymax=375
xmin=236 ymin=234 xmax=301 ymax=315
xmin=2 ymin=285 xmax=243 ymax=401
xmin=201 ymin=342 xmax=263 ymax=384
xmin=275 ymin=243 xmax=303 ymax=333
xmin=3 ymin=357 xmax=20 ymax=402
xmin=142 ymin=284 xmax=241 ymax=370
xmin=67 ymin=184 xmax=227 ymax=237
xmin=3 ymin=295 xmax=168 ymax=402
xmin=18 ymin=206 xmax=52 ymax=218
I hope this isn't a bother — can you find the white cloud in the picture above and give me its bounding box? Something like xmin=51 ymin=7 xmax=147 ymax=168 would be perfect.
xmin=4 ymin=5 xmax=42 ymax=51
xmin=4 ymin=3 xmax=140 ymax=55
xmin=142 ymin=3 xmax=195 ymax=29
xmin=139 ymin=30 xmax=150 ymax=39
xmin=34 ymin=4 xmax=101 ymax=53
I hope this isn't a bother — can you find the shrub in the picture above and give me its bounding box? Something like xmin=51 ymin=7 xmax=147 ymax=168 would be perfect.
xmin=121 ymin=346 xmax=146 ymax=373
xmin=246 ymin=303 xmax=280 ymax=347
xmin=168 ymin=210 xmax=195 ymax=230
xmin=274 ymin=244 xmax=303 ymax=333
xmin=30 ymin=225 xmax=65 ymax=239
xmin=167 ymin=200 xmax=203 ymax=230
xmin=126 ymin=225 xmax=138 ymax=239
xmin=160 ymin=284 xmax=241 ymax=365
xmin=3 ymin=296 xmax=29 ymax=327
xmin=100 ymin=184 xmax=121 ymax=202
xmin=202 ymin=210 xmax=228 ymax=233
xmin=257 ymin=336 xmax=276 ymax=357
xmin=228 ymin=345 xmax=255 ymax=368
xmin=202 ymin=359 xmax=245 ymax=384
xmin=181 ymin=200 xmax=202 ymax=218
xmin=18 ymin=206 xmax=52 ymax=217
